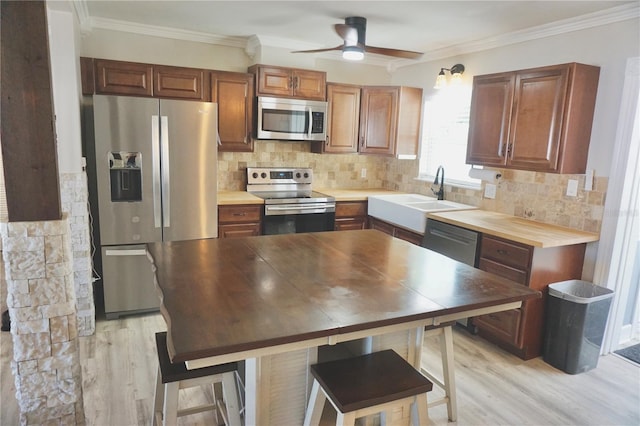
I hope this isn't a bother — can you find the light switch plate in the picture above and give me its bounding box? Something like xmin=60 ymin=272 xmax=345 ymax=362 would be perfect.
xmin=567 ymin=179 xmax=579 ymax=197
xmin=484 ymin=183 xmax=497 ymax=199
xmin=585 ymin=169 xmax=594 ymax=191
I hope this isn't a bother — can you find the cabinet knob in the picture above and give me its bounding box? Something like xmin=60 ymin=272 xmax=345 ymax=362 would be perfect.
xmin=497 ymin=249 xmax=508 ymax=255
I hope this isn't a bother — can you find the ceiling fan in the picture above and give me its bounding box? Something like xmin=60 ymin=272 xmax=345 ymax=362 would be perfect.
xmin=293 ymin=16 xmax=423 ymax=61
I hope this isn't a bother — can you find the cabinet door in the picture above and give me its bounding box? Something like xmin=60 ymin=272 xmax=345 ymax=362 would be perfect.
xmin=335 ymin=218 xmax=368 ymax=231
xmin=324 ymin=84 xmax=361 ymax=153
xmin=466 ymin=73 xmax=514 ymax=166
xmin=507 ymin=67 xmax=569 ymax=172
xmin=154 ymin=65 xmax=209 ymax=101
xmin=394 ymin=227 xmax=423 ymax=246
xmin=359 ymin=87 xmax=398 ymax=156
xmin=95 ymin=59 xmax=153 ymax=97
xmin=292 ymin=69 xmax=326 ymax=100
xmin=369 ymin=217 xmax=394 ymax=236
xmin=212 ymin=71 xmax=254 ymax=152
xmin=254 ymin=66 xmax=293 ymax=97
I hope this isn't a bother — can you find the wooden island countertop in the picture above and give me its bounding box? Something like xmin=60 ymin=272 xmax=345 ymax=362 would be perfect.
xmin=428 ymin=210 xmax=599 ymax=248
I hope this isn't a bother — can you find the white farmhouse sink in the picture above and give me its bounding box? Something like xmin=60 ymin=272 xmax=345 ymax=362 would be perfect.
xmin=368 ymin=193 xmax=477 ymax=234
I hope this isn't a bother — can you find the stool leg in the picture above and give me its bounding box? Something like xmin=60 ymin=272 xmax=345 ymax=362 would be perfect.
xmin=441 ymin=326 xmax=457 ymax=422
xmin=152 ymin=366 xmax=163 ymax=426
xmin=162 ymin=382 xmax=179 ymax=426
xmin=414 ymin=393 xmax=429 ymax=426
xmin=336 ymin=411 xmax=356 ymax=426
xmin=222 ymin=371 xmax=242 ymax=426
xmin=303 ymin=380 xmax=326 ymax=426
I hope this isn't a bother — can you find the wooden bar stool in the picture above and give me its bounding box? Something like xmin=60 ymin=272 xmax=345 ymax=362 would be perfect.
xmin=421 ymin=322 xmax=457 ymax=422
xmin=303 ymin=349 xmax=433 ymax=426
xmin=152 ymin=332 xmax=242 ymax=426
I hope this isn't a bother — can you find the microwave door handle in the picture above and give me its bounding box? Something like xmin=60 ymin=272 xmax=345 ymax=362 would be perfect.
xmin=307 ymin=107 xmax=313 ymax=139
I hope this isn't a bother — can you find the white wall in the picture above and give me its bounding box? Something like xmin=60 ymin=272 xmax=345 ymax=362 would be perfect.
xmin=391 ymin=19 xmax=640 ymax=176
xmin=47 ymin=6 xmax=84 ymax=173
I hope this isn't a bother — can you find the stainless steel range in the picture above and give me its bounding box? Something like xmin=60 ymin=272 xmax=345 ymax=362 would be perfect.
xmin=247 ymin=167 xmax=335 ymax=235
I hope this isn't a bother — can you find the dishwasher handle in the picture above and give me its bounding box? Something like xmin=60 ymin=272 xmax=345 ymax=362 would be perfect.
xmin=428 ymin=228 xmax=476 ymax=246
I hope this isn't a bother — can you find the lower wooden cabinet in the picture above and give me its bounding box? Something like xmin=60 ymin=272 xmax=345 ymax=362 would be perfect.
xmin=218 ymin=204 xmax=262 ymax=238
xmin=369 ymin=217 xmax=423 ymax=246
xmin=335 ymin=201 xmax=368 ymax=231
xmin=474 ymin=234 xmax=586 ymax=360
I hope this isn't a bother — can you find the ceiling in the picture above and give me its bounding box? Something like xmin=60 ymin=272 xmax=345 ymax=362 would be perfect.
xmin=72 ymin=1 xmax=638 ymax=66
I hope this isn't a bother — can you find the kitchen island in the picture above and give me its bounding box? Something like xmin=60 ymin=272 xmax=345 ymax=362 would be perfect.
xmin=147 ymin=230 xmax=539 ymax=425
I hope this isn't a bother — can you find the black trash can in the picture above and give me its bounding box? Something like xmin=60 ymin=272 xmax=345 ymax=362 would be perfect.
xmin=543 ymin=280 xmax=614 ymax=374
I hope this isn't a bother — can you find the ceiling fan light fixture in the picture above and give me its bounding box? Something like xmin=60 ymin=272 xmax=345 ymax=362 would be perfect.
xmin=342 ymin=45 xmax=364 ymax=61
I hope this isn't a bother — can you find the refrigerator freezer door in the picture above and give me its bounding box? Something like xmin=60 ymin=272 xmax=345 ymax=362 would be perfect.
xmin=160 ymin=100 xmax=218 ymax=241
xmin=94 ymin=95 xmax=162 ymax=245
xmin=102 ymin=245 xmax=159 ymax=319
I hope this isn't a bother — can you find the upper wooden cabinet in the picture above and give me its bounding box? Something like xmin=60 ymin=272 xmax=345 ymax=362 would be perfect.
xmin=466 ymin=63 xmax=600 ymax=174
xmin=94 ymin=59 xmax=153 ymax=97
xmin=212 ymin=71 xmax=254 ymax=152
xmin=154 ymin=65 xmax=210 ymax=101
xmin=359 ymin=86 xmax=423 ymax=157
xmin=313 ymin=83 xmax=361 ymax=154
xmin=84 ymin=58 xmax=210 ymax=101
xmin=249 ymin=65 xmax=327 ymax=100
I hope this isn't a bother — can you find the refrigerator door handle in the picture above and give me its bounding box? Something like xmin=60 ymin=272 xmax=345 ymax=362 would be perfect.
xmin=161 ymin=115 xmax=171 ymax=228
xmin=152 ymin=115 xmax=162 ymax=228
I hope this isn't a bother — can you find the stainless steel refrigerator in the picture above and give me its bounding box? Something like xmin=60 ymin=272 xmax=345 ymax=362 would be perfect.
xmin=92 ymin=95 xmax=218 ymax=319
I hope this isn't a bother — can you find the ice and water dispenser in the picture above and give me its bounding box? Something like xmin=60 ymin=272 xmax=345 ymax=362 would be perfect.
xmin=109 ymin=151 xmax=142 ymax=202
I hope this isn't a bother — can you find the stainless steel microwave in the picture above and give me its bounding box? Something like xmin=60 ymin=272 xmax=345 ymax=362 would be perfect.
xmin=256 ymin=96 xmax=327 ymax=141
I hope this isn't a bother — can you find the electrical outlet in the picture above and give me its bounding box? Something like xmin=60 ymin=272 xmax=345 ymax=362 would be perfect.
xmin=566 ymin=179 xmax=579 ymax=197
xmin=361 ymin=168 xmax=367 ymax=178
xmin=484 ymin=183 xmax=497 ymax=199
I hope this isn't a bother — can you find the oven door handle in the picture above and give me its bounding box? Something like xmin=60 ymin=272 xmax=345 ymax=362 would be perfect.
xmin=266 ymin=204 xmax=334 ymax=212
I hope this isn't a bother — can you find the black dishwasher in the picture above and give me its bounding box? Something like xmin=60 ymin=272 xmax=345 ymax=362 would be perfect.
xmin=421 ymin=219 xmax=480 ymax=267
xmin=422 ymin=219 xmax=481 ymax=331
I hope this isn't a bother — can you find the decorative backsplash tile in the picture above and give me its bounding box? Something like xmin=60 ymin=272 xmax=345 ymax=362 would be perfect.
xmin=218 ymin=144 xmax=606 ymax=234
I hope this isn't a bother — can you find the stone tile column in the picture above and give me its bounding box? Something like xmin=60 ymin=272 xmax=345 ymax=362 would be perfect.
xmin=1 ymin=216 xmax=85 ymax=425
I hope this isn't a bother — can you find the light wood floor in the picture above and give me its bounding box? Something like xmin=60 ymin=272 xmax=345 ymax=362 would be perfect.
xmin=1 ymin=313 xmax=639 ymax=425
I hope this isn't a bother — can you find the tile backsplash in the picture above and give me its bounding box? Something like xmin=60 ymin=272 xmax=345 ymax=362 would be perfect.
xmin=218 ymin=143 xmax=605 ymax=234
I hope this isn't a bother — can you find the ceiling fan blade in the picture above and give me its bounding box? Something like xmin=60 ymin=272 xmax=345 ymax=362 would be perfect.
xmin=292 ymin=45 xmax=343 ymax=54
xmin=334 ymin=24 xmax=358 ymax=45
xmin=364 ymin=45 xmax=423 ymax=60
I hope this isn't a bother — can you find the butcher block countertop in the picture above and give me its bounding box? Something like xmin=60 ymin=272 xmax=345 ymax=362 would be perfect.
xmin=315 ymin=188 xmax=403 ymax=201
xmin=217 ymin=191 xmax=263 ymax=205
xmin=428 ymin=210 xmax=599 ymax=248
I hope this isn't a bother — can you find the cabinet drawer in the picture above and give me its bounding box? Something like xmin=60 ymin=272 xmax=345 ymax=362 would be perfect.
xmin=335 ymin=201 xmax=367 ymax=218
xmin=478 ymin=258 xmax=528 ymax=285
xmin=218 ymin=205 xmax=262 ymax=223
xmin=219 ymin=223 xmax=261 ymax=238
xmin=480 ymin=236 xmax=532 ymax=270
xmin=474 ymin=308 xmax=521 ymax=346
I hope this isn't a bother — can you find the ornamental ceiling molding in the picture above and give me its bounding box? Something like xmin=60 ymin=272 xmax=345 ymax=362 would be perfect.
xmin=72 ymin=2 xmax=639 ymax=72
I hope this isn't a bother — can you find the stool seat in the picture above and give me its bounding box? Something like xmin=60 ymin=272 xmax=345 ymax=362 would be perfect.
xmin=305 ymin=349 xmax=432 ymax=425
xmin=155 ymin=332 xmax=237 ymax=383
xmin=153 ymin=332 xmax=242 ymax=426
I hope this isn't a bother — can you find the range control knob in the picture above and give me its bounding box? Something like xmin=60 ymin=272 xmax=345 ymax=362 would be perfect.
xmin=252 ymin=172 xmax=259 ymax=179
xmin=261 ymin=172 xmax=267 ymax=179
xmin=303 ymin=172 xmax=309 ymax=178
xmin=296 ymin=172 xmax=301 ymax=178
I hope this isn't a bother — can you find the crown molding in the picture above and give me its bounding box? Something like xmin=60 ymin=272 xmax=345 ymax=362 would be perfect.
xmin=86 ymin=16 xmax=247 ymax=48
xmin=395 ymin=2 xmax=640 ymax=68
xmin=72 ymin=2 xmax=639 ymax=70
